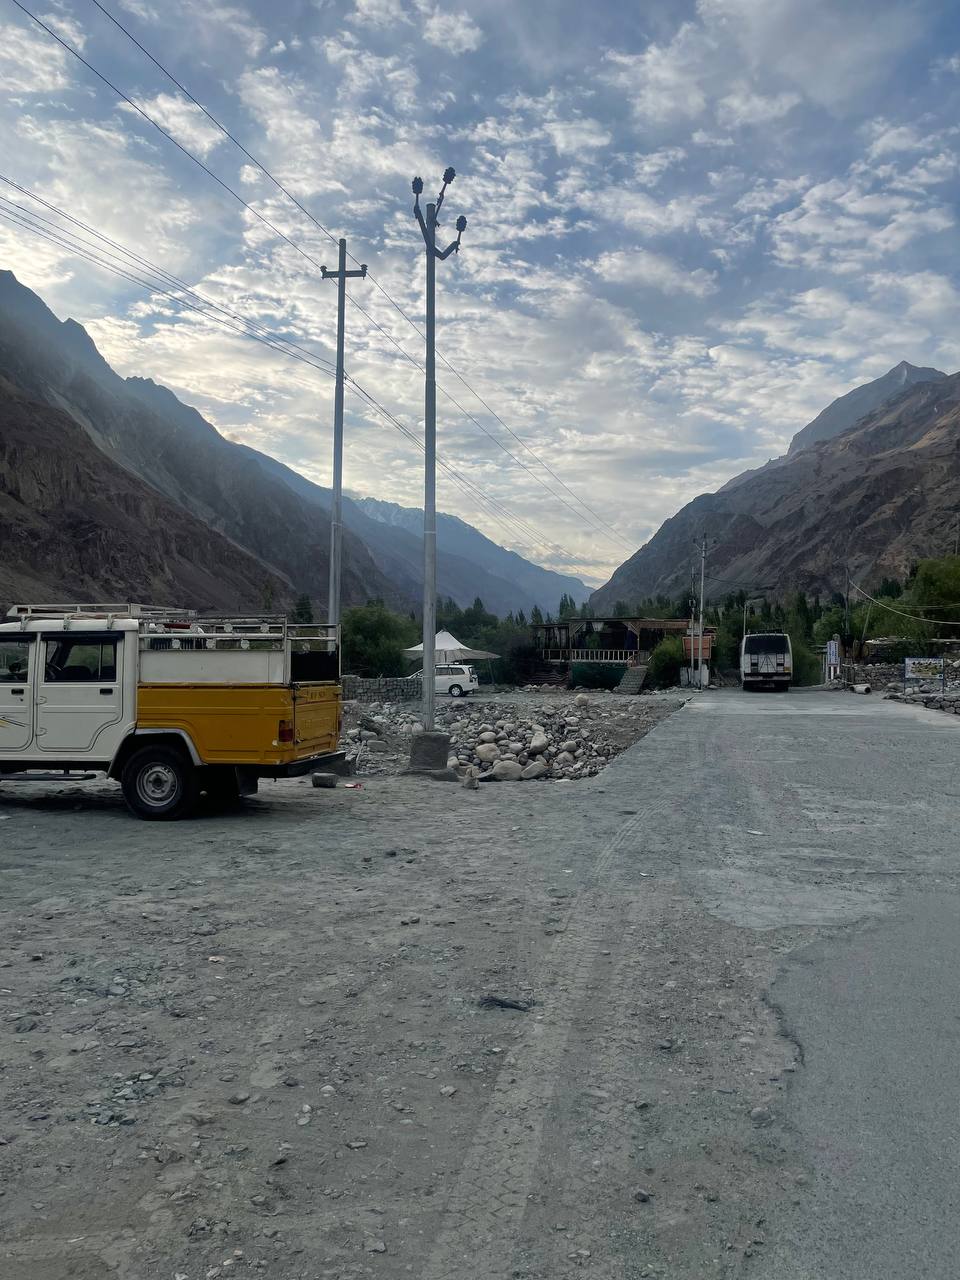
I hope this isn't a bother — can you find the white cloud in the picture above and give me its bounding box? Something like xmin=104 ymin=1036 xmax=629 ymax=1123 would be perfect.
xmin=596 ymin=249 xmax=719 ymax=298
xmin=604 ymin=25 xmax=709 ymax=123
xmin=349 ymin=0 xmax=409 ymax=26
xmin=543 ymin=118 xmax=611 ymax=157
xmin=414 ymin=2 xmax=484 ymax=55
xmin=716 ymin=85 xmax=800 ymax=127
xmin=0 ymin=20 xmax=71 ymax=93
xmin=633 ymin=147 xmax=687 ymax=185
xmin=121 ymin=93 xmax=225 ymax=159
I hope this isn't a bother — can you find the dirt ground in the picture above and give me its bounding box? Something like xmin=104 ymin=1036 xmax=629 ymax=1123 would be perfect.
xmin=0 ymin=693 xmax=801 ymax=1280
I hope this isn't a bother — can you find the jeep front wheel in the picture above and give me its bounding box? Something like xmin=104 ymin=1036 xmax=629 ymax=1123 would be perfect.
xmin=121 ymin=745 xmax=199 ymax=821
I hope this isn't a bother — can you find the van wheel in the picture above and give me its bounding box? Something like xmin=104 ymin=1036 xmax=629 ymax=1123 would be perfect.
xmin=448 ymin=684 xmax=464 ymax=698
xmin=121 ymin=746 xmax=199 ymax=821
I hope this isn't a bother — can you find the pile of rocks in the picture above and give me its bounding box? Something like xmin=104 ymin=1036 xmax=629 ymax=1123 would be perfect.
xmin=340 ymin=690 xmax=682 ymax=782
xmin=441 ymin=693 xmax=639 ymax=782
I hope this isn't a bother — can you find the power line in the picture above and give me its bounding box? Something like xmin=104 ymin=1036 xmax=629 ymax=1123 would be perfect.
xmin=76 ymin=0 xmax=633 ymax=551
xmin=0 ymin=194 xmax=577 ymax=565
xmin=849 ymin=583 xmax=960 ymax=628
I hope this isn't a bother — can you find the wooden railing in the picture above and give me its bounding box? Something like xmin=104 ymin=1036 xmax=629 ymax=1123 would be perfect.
xmin=538 ymin=648 xmax=638 ymax=664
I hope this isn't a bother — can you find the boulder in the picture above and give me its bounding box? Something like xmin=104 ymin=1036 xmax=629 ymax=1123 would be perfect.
xmin=556 ymin=751 xmax=575 ymax=765
xmin=521 ymin=760 xmax=549 ymax=780
xmin=478 ymin=730 xmax=498 ymax=743
xmin=528 ymin=733 xmax=549 ymax=756
xmin=476 ymin=743 xmax=500 ymax=763
xmin=575 ymin=693 xmax=590 ymax=707
xmin=490 ymin=760 xmax=523 ymax=781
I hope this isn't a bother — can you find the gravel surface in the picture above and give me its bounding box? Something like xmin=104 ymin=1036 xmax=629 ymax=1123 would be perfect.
xmin=2 ymin=687 xmax=959 ymax=1279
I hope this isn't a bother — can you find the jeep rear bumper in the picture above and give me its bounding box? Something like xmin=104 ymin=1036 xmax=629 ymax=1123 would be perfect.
xmin=255 ymin=750 xmax=348 ymax=779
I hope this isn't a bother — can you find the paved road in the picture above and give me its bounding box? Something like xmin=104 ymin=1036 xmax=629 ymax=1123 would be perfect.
xmin=679 ymin=688 xmax=960 ymax=1279
xmin=3 ymin=686 xmax=960 ymax=1279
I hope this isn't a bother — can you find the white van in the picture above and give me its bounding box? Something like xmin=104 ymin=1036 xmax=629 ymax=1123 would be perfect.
xmin=740 ymin=632 xmax=792 ymax=691
xmin=408 ymin=663 xmax=479 ymax=697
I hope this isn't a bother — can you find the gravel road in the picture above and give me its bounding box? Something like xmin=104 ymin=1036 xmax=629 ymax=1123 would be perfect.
xmin=2 ymin=688 xmax=958 ymax=1279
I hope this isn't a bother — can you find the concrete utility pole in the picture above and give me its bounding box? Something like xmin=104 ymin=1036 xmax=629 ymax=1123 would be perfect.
xmin=697 ymin=536 xmax=707 ymax=689
xmin=411 ymin=169 xmax=466 ymax=733
xmin=320 ymin=240 xmax=367 ymax=628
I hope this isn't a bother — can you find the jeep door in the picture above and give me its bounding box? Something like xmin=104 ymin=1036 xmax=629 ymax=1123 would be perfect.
xmin=36 ymin=632 xmax=125 ymax=756
xmin=0 ymin=635 xmax=34 ymax=752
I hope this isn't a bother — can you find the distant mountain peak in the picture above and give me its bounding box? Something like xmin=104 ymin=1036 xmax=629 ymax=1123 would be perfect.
xmin=787 ymin=360 xmax=947 ymax=457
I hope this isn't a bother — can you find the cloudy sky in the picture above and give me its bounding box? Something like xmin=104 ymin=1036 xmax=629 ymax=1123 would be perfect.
xmin=1 ymin=0 xmax=959 ymax=585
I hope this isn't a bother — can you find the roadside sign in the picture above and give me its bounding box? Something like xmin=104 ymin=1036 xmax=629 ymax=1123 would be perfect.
xmin=905 ymin=657 xmax=944 ymax=681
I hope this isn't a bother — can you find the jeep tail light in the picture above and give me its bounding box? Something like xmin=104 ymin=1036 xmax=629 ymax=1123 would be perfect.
xmin=278 ymin=718 xmax=294 ymax=743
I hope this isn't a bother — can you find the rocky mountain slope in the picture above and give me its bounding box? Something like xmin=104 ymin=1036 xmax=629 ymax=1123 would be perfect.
xmin=592 ymin=366 xmax=960 ymax=609
xmin=0 ymin=271 xmax=404 ymax=612
xmin=0 ymin=270 xmax=586 ymax=617
xmin=787 ymin=360 xmax=945 ymax=456
xmin=0 ymin=383 xmax=289 ymax=609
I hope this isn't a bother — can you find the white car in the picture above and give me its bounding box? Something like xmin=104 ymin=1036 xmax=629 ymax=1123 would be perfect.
xmin=408 ymin=663 xmax=479 ymax=697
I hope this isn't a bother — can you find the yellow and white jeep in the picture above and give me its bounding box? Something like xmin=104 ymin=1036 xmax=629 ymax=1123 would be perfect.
xmin=0 ymin=604 xmax=343 ymax=819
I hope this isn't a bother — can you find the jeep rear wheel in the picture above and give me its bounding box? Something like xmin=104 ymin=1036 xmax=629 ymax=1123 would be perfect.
xmin=448 ymin=684 xmax=464 ymax=698
xmin=121 ymin=745 xmax=199 ymax=821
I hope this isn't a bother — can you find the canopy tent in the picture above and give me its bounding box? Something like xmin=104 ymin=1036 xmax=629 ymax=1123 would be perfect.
xmin=404 ymin=630 xmax=499 ymax=662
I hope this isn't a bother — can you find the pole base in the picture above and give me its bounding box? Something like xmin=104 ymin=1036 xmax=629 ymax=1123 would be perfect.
xmin=404 ymin=730 xmax=458 ymax=782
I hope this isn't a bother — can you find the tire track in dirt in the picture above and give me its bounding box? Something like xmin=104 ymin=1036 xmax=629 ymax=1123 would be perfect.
xmin=419 ymin=809 xmax=657 ymax=1280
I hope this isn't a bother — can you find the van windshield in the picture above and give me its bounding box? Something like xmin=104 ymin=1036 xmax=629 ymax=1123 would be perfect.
xmin=744 ymin=634 xmax=789 ymax=655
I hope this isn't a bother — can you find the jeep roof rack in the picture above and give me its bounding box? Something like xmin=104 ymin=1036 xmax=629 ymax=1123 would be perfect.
xmin=6 ymin=603 xmax=195 ymax=619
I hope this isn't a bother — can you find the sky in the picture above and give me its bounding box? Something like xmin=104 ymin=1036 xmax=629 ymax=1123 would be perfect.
xmin=1 ymin=0 xmax=959 ymax=586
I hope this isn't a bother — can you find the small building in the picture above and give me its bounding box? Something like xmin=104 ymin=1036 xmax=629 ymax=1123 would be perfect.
xmin=532 ymin=616 xmax=715 ymax=665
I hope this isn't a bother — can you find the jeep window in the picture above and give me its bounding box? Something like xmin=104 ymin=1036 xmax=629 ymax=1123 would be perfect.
xmin=44 ymin=637 xmax=119 ymax=682
xmin=0 ymin=639 xmax=30 ymax=683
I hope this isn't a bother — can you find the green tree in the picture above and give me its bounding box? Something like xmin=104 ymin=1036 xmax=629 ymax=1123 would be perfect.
xmin=530 ymin=605 xmax=544 ymax=626
xmin=291 ymin=593 xmax=314 ymax=624
xmin=612 ymin=599 xmax=632 ymax=618
xmin=341 ymin=603 xmax=418 ymax=677
xmin=558 ymin=593 xmax=578 ymax=619
xmin=647 ymin=636 xmax=684 ymax=688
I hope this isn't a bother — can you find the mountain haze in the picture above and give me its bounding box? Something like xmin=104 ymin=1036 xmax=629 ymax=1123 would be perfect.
xmin=0 ymin=270 xmax=583 ymax=617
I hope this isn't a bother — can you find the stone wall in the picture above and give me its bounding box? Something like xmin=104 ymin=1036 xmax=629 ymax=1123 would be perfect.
xmin=342 ymin=674 xmax=422 ymax=703
xmin=844 ymin=662 xmax=902 ymax=687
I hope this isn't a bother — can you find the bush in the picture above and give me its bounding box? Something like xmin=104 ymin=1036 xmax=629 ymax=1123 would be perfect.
xmin=647 ymin=637 xmax=684 ymax=688
xmin=789 ymin=638 xmax=822 ymax=686
xmin=569 ymin=662 xmax=627 ymax=690
xmin=341 ymin=603 xmax=418 ymax=677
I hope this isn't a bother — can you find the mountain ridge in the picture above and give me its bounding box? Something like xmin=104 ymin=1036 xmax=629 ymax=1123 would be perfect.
xmin=0 ymin=269 xmax=584 ymax=618
xmin=592 ymin=363 xmax=959 ymax=610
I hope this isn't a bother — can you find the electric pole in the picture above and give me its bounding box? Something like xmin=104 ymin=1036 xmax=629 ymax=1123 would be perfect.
xmin=320 ymin=240 xmax=367 ymax=629
xmin=410 ymin=168 xmax=466 ymax=734
xmin=697 ymin=536 xmax=707 ymax=689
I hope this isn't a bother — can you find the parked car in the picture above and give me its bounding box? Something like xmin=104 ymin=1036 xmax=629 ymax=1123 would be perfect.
xmin=407 ymin=663 xmax=479 ymax=697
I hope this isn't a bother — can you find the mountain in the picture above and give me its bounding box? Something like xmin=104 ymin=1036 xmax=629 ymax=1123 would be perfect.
xmin=238 ymin=456 xmax=586 ymax=617
xmin=0 ymin=269 xmax=585 ymax=619
xmin=787 ymin=360 xmax=946 ymax=456
xmin=0 ymin=382 xmax=289 ymax=609
xmin=591 ymin=366 xmax=960 ymax=611
xmin=352 ymin=496 xmax=591 ymax=614
xmin=0 ymin=270 xmax=405 ymax=612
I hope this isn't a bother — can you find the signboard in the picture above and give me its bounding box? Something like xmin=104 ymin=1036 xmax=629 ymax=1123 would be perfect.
xmin=905 ymin=656 xmax=944 ymax=687
xmin=826 ymin=639 xmax=839 ymax=668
